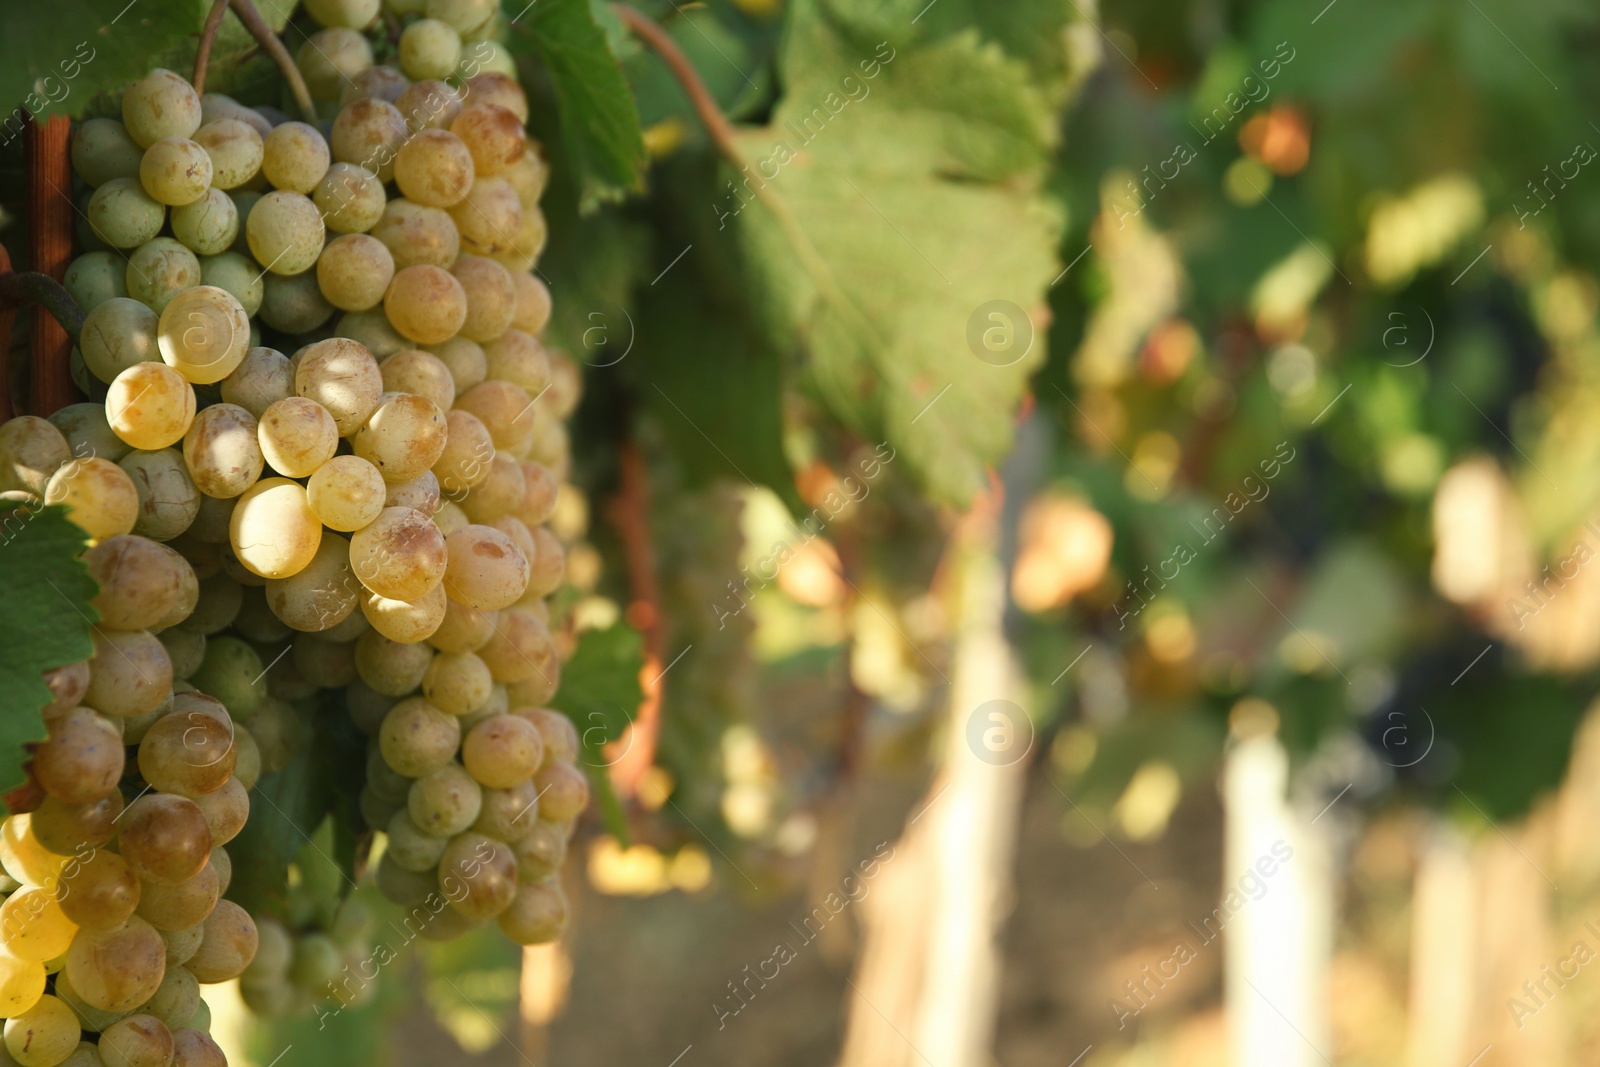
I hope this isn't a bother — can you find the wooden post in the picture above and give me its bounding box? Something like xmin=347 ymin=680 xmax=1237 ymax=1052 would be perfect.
xmin=25 ymin=113 xmax=76 ymax=417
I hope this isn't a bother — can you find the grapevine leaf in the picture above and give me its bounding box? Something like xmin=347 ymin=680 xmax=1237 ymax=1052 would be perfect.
xmin=0 ymin=2 xmax=204 ymax=128
xmin=509 ymin=0 xmax=647 ymax=208
xmin=151 ymin=6 xmax=290 ymax=105
xmin=0 ymin=505 xmax=97 ymax=808
xmin=730 ymin=0 xmax=1065 ymax=505
xmin=550 ymin=621 xmax=644 ymax=843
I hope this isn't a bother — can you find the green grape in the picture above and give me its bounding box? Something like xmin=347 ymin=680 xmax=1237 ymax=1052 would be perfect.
xmin=173 ymin=574 xmax=241 ymax=635
xmin=119 ymin=795 xmax=212 ymax=888
xmin=3 ymin=994 xmax=79 ymax=1067
xmin=317 ymin=233 xmax=394 ymax=311
xmin=354 ymin=631 xmax=434 ymax=696
xmin=0 ymin=889 xmax=77 ymax=964
xmin=294 ymin=337 xmax=384 ymax=435
xmin=219 ymin=347 xmax=292 ymax=418
xmin=186 ymin=901 xmax=255 ymax=983
xmin=159 ymin=629 xmax=206 ymax=681
xmin=258 ymin=397 xmax=339 ymax=478
xmin=133 ymin=862 xmax=219 ymax=932
xmin=398 ymin=19 xmax=462 ymax=82
xmin=314 ymin=162 xmax=386 ymax=234
xmin=472 ymin=778 xmax=540 ymax=840
xmin=245 ymin=190 xmax=325 ymax=276
xmin=45 ymin=457 xmax=141 ymax=541
xmin=189 ymin=777 xmax=246 ymax=851
xmin=352 ymin=393 xmax=447 ymax=481
xmin=450 ymin=104 xmax=526 ymax=179
xmin=169 ymin=189 xmax=238 ymax=256
xmin=462 ymin=713 xmax=543 ymax=788
xmin=452 ymin=256 xmax=516 ymax=342
xmin=295 ymin=28 xmax=374 ymax=102
xmin=520 ymin=708 xmax=579 ymax=765
xmin=64 ymin=252 xmax=130 ymax=312
xmin=370 ymin=199 xmax=459 ymax=269
xmin=230 ymin=477 xmax=323 ymax=580
xmin=122 ymin=70 xmax=202 ymax=148
xmin=430 ymin=408 xmax=493 ymax=496
xmin=136 ymin=136 xmax=213 ymax=210
xmin=419 ymin=651 xmax=492 ymax=717
xmin=258 ymin=270 xmax=336 ymax=334
xmin=395 ymin=79 xmax=462 ymax=133
xmin=361 ymin=581 xmax=446 ymax=643
xmin=330 ymin=98 xmax=408 ymax=184
xmin=385 ymin=265 xmax=467 ymax=344
xmin=461 ymin=453 xmax=524 ymax=524
xmin=503 ymin=149 xmax=548 ymax=210
xmin=244 ymin=919 xmax=291 ymax=982
xmin=171 ymin=1027 xmax=223 ymax=1065
xmin=438 ymin=832 xmax=516 ymax=921
xmin=408 ymin=765 xmax=482 ymax=837
xmin=198 ymin=252 xmax=263 ymax=316
xmin=339 ymin=65 xmax=411 ymax=108
xmin=0 ymin=416 xmax=69 ymax=497
xmin=133 ymin=966 xmax=198 ymax=1031
xmin=288 ymin=932 xmax=341 ymax=992
xmin=482 ymin=328 xmax=548 ymax=395
xmin=378 ymin=697 xmax=459 ymax=778
xmin=497 ymin=880 xmax=567 ymax=945
xmin=32 ymin=706 xmax=124 ymax=804
xmin=99 ymin=1014 xmax=173 ymax=1067
xmin=183 ymin=403 xmax=262 ymax=499
xmin=384 ymin=470 xmax=440 ymax=514
xmin=78 ymin=297 xmax=158 ymax=385
xmin=120 ymin=448 xmax=201 ymax=541
xmin=292 ymin=634 xmax=359 ymax=688
xmin=85 ymin=535 xmax=197 ymax=630
xmin=136 ymin=709 xmax=237 ymax=798
xmin=443 ymin=524 xmax=529 ymax=610
xmin=335 ymin=309 xmax=409 ymax=358
xmin=57 ymin=851 xmax=140 ymax=933
xmin=306 ymin=0 xmax=382 ymax=28
xmin=71 ymin=118 xmax=143 ymax=187
xmin=351 ymin=506 xmax=448 ymax=600
xmin=465 ymin=72 xmax=530 ymax=124
xmin=379 ymin=349 xmax=455 ymax=411
xmin=187 ymin=635 xmax=265 ymax=719
xmin=106 ymin=362 xmax=195 ymax=451
xmin=525 ymin=524 xmax=565 ymax=597
xmin=263 ymin=533 xmax=360 ymax=633
xmin=87 ymin=179 xmax=165 ymax=249
xmin=48 ymin=403 xmax=129 ymax=465
xmin=157 ymin=284 xmax=250 ymax=384
xmin=307 ymin=455 xmax=387 ymax=531
xmin=0 ymin=952 xmax=47 ymax=1021
xmin=427 ymin=597 xmax=496 ymax=653
xmin=31 ymin=793 xmax=123 ymax=856
xmin=228 ymin=190 xmax=261 ymax=254
xmin=533 ymin=762 xmax=589 ymax=823
xmin=199 ymin=93 xmax=271 ymax=138
xmin=193 ymin=118 xmax=263 ymax=189
xmin=158 ymin=926 xmax=203 ymax=970
xmin=125 ymin=238 xmax=201 ymax=314
xmin=261 ymin=121 xmax=331 ymax=194
xmin=427 ymin=0 xmax=495 ymax=34
xmin=447 ymin=176 xmax=521 ymax=259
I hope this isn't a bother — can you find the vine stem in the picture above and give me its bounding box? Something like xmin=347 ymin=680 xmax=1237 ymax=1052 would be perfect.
xmin=227 ymin=0 xmax=318 ymax=122
xmin=610 ymin=3 xmax=881 ymax=347
xmin=193 ymin=0 xmax=232 ymax=95
xmin=605 ymin=442 xmax=664 ymax=799
xmin=0 ymin=273 xmax=86 ymax=347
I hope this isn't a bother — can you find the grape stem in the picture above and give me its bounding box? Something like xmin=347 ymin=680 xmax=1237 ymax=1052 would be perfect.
xmin=193 ymin=0 xmax=232 ymax=96
xmin=609 ymin=4 xmax=883 ymax=348
xmin=0 ymin=272 xmax=86 ymax=347
xmin=227 ymin=0 xmax=319 ymax=123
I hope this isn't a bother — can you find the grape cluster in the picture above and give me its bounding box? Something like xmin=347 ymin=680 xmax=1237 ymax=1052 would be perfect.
xmin=0 ymin=0 xmax=587 ymax=1052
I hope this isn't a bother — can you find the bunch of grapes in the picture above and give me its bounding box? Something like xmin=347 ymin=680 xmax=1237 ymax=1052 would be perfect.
xmin=238 ymin=830 xmax=377 ymax=1019
xmin=0 ymin=0 xmax=589 ymax=1055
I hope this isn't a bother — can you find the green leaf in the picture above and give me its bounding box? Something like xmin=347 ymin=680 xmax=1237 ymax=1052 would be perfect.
xmin=729 ymin=0 xmax=1064 ymax=505
xmin=0 ymin=505 xmax=97 ymax=806
xmin=550 ymin=621 xmax=644 ymax=842
xmin=0 ymin=2 xmax=204 ymax=127
xmin=151 ymin=5 xmax=292 ymax=106
xmin=509 ymin=0 xmax=647 ymax=209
